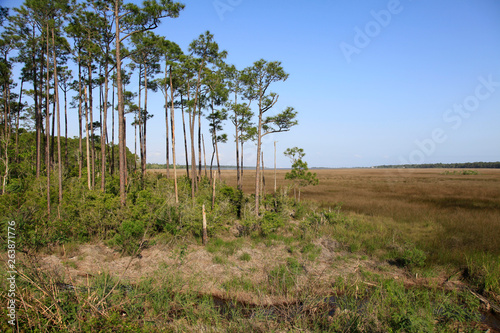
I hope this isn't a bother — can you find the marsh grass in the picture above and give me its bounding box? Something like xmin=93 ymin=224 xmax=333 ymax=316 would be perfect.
xmin=211 ymin=168 xmax=500 ymax=293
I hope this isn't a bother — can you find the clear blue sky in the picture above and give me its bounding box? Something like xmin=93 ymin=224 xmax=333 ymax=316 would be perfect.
xmin=4 ymin=0 xmax=500 ymax=167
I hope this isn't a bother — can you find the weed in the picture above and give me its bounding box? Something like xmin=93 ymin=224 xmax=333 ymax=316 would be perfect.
xmin=238 ymin=252 xmax=251 ymax=262
xmin=213 ymin=255 xmax=228 ymax=265
xmin=400 ymin=243 xmax=427 ymax=269
xmin=301 ymin=242 xmax=322 ymax=261
xmin=268 ymin=257 xmax=304 ymax=295
xmin=260 ymin=211 xmax=285 ymax=236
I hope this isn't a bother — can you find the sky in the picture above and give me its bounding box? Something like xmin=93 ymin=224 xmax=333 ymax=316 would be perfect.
xmin=3 ymin=0 xmax=500 ymax=168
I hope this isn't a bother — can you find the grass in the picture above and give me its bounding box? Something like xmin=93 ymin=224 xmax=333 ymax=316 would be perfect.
xmin=1 ymin=251 xmax=485 ymax=332
xmin=238 ymin=252 xmax=251 ymax=261
xmin=150 ymin=168 xmax=500 ymax=297
xmin=205 ymin=168 xmax=500 ymax=268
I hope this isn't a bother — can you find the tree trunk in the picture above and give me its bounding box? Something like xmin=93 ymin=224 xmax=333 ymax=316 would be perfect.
xmin=111 ymin=73 xmax=115 ymax=176
xmin=192 ymin=62 xmax=205 ymax=184
xmin=198 ymin=106 xmax=202 ymax=180
xmin=142 ymin=63 xmax=148 ymax=179
xmin=101 ymin=54 xmax=109 ymax=192
xmin=51 ymin=91 xmax=55 ymax=167
xmin=33 ymin=28 xmax=41 ymax=179
xmin=78 ymin=58 xmax=83 ymax=179
xmin=188 ymin=82 xmax=197 ymax=199
xmin=216 ymin=136 xmax=221 ymax=180
xmin=45 ymin=23 xmax=51 ymax=215
xmin=134 ymin=121 xmax=137 ymax=172
xmin=84 ymin=86 xmax=91 ymax=190
xmin=181 ymin=95 xmax=189 ymax=178
xmin=164 ymin=65 xmax=170 ymax=178
xmin=274 ymin=141 xmax=277 ymax=194
xmin=255 ymin=110 xmax=263 ymax=216
xmin=64 ymin=82 xmax=68 ymax=169
xmin=115 ymin=0 xmax=126 ymax=206
xmin=202 ymin=134 xmax=207 ymax=178
xmin=234 ymin=98 xmax=240 ymax=190
xmin=15 ymin=79 xmax=24 ymax=163
xmin=88 ymin=63 xmax=95 ymax=190
xmin=241 ymin=141 xmax=244 ymax=178
xmin=261 ymin=151 xmax=265 ymax=197
xmin=169 ymin=67 xmax=178 ymax=203
xmin=210 ymin=139 xmax=215 ymax=181
xmin=53 ymin=28 xmax=63 ymax=207
xmin=138 ymin=65 xmax=142 ymax=175
xmin=51 ymin=95 xmax=55 ymax=167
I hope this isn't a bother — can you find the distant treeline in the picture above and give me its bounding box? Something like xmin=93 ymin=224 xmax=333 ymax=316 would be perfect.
xmin=375 ymin=162 xmax=500 ymax=169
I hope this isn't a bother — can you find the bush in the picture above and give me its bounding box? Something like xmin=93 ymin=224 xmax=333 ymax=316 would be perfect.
xmin=400 ymin=244 xmax=427 ymax=268
xmin=109 ymin=220 xmax=145 ymax=255
xmin=260 ymin=211 xmax=284 ymax=236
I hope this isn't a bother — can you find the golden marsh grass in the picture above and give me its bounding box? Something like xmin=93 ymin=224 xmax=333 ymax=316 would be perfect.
xmin=154 ymin=168 xmax=500 ymax=266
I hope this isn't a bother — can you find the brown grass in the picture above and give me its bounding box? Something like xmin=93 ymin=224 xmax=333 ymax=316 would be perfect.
xmin=152 ymin=168 xmax=500 ymax=265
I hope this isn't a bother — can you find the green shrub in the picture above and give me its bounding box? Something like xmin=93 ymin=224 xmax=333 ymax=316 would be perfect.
xmin=301 ymin=242 xmax=322 ymax=261
xmin=260 ymin=211 xmax=284 ymax=236
xmin=239 ymin=252 xmax=251 ymax=262
xmin=400 ymin=244 xmax=427 ymax=268
xmin=109 ymin=220 xmax=145 ymax=255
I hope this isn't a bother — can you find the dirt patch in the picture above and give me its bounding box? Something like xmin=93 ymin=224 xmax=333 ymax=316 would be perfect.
xmin=23 ymin=238 xmax=424 ymax=300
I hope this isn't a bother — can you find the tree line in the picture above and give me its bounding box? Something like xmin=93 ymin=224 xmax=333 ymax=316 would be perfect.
xmin=375 ymin=162 xmax=500 ymax=169
xmin=0 ymin=0 xmax=298 ymax=216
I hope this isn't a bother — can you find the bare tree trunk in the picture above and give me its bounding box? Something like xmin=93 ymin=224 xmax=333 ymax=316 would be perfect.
xmin=111 ymin=73 xmax=115 ymax=176
xmin=101 ymin=52 xmax=109 ymax=191
xmin=1 ymin=57 xmax=12 ymax=195
xmin=202 ymin=204 xmax=208 ymax=245
xmin=216 ymin=137 xmax=221 ymax=180
xmin=115 ymin=0 xmax=127 ymax=206
xmin=134 ymin=121 xmax=137 ymax=172
xmin=274 ymin=141 xmax=277 ymax=194
xmin=142 ymin=63 xmax=148 ymax=179
xmin=211 ymin=170 xmax=215 ymax=210
xmin=255 ymin=111 xmax=263 ymax=216
xmin=64 ymin=81 xmax=68 ymax=169
xmin=261 ymin=151 xmax=265 ymax=197
xmin=202 ymin=134 xmax=207 ymax=178
xmin=138 ymin=65 xmax=142 ymax=175
xmin=50 ymin=95 xmax=55 ymax=166
xmin=198 ymin=108 xmax=202 ymax=180
xmin=169 ymin=68 xmax=178 ymax=203
xmin=188 ymin=83 xmax=197 ymax=199
xmin=78 ymin=59 xmax=83 ymax=179
xmin=210 ymin=139 xmax=215 ymax=182
xmin=15 ymin=79 xmax=24 ymax=163
xmin=240 ymin=141 xmax=244 ymax=177
xmin=50 ymin=92 xmax=56 ymax=168
xmin=84 ymin=86 xmax=91 ymax=190
xmin=39 ymin=56 xmax=45 ymax=169
xmin=234 ymin=106 xmax=240 ymax=190
xmin=33 ymin=28 xmax=41 ymax=179
xmin=45 ymin=24 xmax=51 ymax=216
xmin=164 ymin=66 xmax=170 ymax=178
xmin=52 ymin=28 xmax=63 ymax=208
xmin=181 ymin=96 xmax=189 ymax=178
xmin=88 ymin=64 xmax=95 ymax=190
